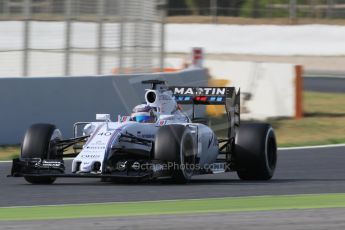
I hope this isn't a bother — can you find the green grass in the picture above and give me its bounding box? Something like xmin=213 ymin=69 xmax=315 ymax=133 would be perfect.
xmin=1 ymin=193 xmax=345 ymax=221
xmin=270 ymin=91 xmax=345 ymax=147
xmin=0 ymin=146 xmax=20 ymax=161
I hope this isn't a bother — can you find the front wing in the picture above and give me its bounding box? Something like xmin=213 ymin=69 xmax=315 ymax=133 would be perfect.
xmin=10 ymin=158 xmax=171 ymax=180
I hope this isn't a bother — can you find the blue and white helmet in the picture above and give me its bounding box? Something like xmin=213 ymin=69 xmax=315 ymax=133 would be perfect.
xmin=131 ymin=104 xmax=156 ymax=123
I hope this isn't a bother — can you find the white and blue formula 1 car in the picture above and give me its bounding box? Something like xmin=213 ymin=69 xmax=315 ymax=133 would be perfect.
xmin=10 ymin=80 xmax=277 ymax=184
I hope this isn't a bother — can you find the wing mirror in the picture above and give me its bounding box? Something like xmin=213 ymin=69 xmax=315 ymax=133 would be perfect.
xmin=96 ymin=114 xmax=111 ymax=121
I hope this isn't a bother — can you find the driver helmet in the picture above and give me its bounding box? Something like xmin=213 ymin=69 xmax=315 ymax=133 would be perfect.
xmin=131 ymin=104 xmax=156 ymax=123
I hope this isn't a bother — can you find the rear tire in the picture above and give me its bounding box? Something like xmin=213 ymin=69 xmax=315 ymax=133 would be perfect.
xmin=154 ymin=125 xmax=197 ymax=183
xmin=235 ymin=123 xmax=277 ymax=180
xmin=21 ymin=123 xmax=62 ymax=184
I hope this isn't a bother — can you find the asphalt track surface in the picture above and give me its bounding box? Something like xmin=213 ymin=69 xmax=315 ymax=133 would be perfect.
xmin=304 ymin=76 xmax=345 ymax=93
xmin=0 ymin=146 xmax=344 ymax=207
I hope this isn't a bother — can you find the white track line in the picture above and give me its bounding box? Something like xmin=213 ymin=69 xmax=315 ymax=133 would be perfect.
xmin=0 ymin=160 xmax=12 ymax=163
xmin=278 ymin=143 xmax=345 ymax=151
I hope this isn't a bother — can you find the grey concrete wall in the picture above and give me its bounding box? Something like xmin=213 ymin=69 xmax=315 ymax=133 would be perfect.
xmin=0 ymin=68 xmax=208 ymax=144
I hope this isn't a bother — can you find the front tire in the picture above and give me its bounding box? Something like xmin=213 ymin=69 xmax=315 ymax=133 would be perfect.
xmin=21 ymin=123 xmax=62 ymax=184
xmin=235 ymin=123 xmax=277 ymax=180
xmin=24 ymin=176 xmax=56 ymax=185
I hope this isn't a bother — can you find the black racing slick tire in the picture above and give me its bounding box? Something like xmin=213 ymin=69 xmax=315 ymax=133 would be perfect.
xmin=235 ymin=123 xmax=277 ymax=180
xmin=24 ymin=176 xmax=56 ymax=185
xmin=21 ymin=123 xmax=62 ymax=184
xmin=154 ymin=125 xmax=197 ymax=183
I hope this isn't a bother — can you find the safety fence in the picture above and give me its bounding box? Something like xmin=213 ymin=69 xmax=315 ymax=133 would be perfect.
xmin=0 ymin=0 xmax=166 ymax=77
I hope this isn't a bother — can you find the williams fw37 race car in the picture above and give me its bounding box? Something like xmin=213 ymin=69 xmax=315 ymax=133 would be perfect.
xmin=10 ymin=80 xmax=277 ymax=184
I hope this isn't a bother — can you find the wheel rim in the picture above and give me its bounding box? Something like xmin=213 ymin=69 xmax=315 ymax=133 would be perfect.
xmin=180 ymin=132 xmax=196 ymax=178
xmin=266 ymin=130 xmax=277 ymax=171
xmin=48 ymin=129 xmax=62 ymax=159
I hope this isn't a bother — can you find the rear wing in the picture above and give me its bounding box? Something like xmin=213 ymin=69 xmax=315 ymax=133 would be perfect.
xmin=170 ymin=87 xmax=235 ymax=105
xmin=170 ymin=86 xmax=240 ymax=141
